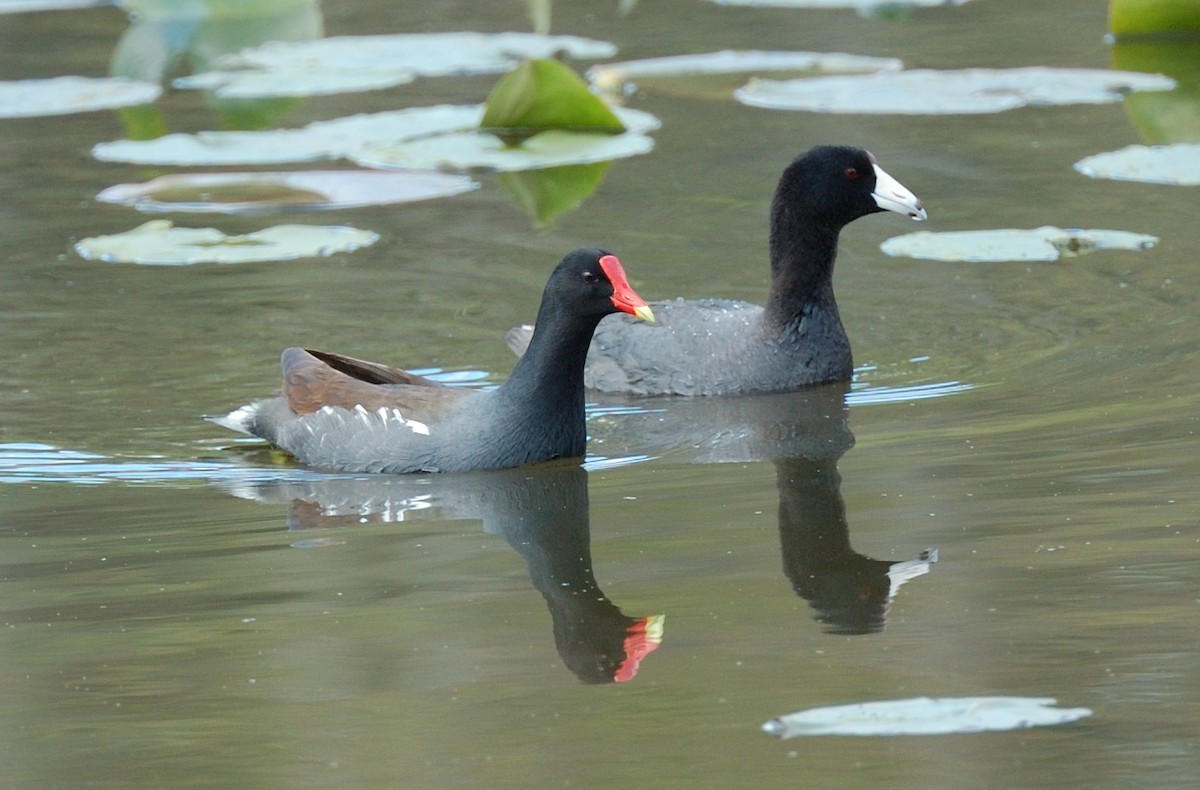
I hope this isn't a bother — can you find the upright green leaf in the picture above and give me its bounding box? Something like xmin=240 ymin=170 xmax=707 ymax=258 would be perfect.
xmin=481 ymin=59 xmax=626 ymax=144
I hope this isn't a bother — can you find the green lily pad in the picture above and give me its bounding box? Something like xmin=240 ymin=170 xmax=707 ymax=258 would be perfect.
xmin=481 ymin=59 xmax=625 ymax=144
xmin=1109 ymin=0 xmax=1200 ymax=37
xmin=74 ymin=220 xmax=379 ymax=265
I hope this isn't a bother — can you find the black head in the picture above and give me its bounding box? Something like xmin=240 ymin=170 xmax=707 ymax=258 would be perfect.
xmin=774 ymin=145 xmax=925 ymax=231
xmin=541 ymin=248 xmax=654 ymax=323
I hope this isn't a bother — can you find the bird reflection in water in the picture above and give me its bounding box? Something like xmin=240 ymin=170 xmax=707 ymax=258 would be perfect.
xmin=223 ymin=462 xmax=663 ymax=684
xmin=587 ymin=381 xmax=937 ymax=635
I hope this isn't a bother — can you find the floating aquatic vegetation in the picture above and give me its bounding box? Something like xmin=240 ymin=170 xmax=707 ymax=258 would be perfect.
xmin=96 ymin=170 xmax=478 ymax=214
xmin=0 ymin=76 xmax=160 ymax=118
xmin=92 ymin=104 xmax=484 ymax=166
xmin=175 ymin=32 xmax=617 ymax=99
xmin=0 ymin=0 xmax=106 ymax=12
xmin=175 ymin=69 xmax=416 ymax=99
xmin=1075 ymin=143 xmax=1200 ymax=185
xmin=880 ymin=227 xmax=1159 ymax=262
xmin=74 ymin=220 xmax=379 ymax=265
xmin=354 ymin=128 xmax=654 ymax=172
xmin=1109 ymin=0 xmax=1200 ymax=37
xmin=353 ymin=106 xmax=658 ymax=171
xmin=736 ymin=67 xmax=1176 ymax=114
xmin=762 ymin=696 xmax=1092 ymax=738
xmin=482 ymin=59 xmax=625 ymax=143
xmin=588 ymin=49 xmax=902 ymax=95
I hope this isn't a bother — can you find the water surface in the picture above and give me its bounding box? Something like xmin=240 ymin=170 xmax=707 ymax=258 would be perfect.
xmin=2 ymin=0 xmax=1198 ymax=787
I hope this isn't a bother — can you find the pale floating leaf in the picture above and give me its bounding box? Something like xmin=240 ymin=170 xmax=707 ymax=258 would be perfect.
xmin=355 ymin=130 xmax=653 ymax=172
xmin=355 ymin=106 xmax=659 ymax=172
xmin=588 ymin=49 xmax=902 ymax=94
xmin=92 ymin=104 xmax=484 ymax=166
xmin=0 ymin=0 xmax=106 ymax=12
xmin=763 ymin=696 xmax=1092 ymax=738
xmin=177 ymin=32 xmax=617 ymax=98
xmin=173 ymin=68 xmax=417 ymax=99
xmin=0 ymin=76 xmax=160 ymax=118
xmin=880 ymin=227 xmax=1159 ymax=263
xmin=735 ymin=67 xmax=1176 ymax=114
xmin=96 ymin=170 xmax=478 ymax=214
xmin=74 ymin=220 xmax=379 ymax=265
xmin=1074 ymin=143 xmax=1200 ymax=186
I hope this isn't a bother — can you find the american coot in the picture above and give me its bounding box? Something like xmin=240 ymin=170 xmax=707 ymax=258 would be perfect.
xmin=210 ymin=248 xmax=655 ymax=473
xmin=506 ymin=146 xmax=926 ymax=396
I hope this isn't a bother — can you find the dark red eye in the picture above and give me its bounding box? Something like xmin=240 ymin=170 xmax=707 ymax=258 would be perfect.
xmin=844 ymin=167 xmax=860 ymax=180
xmin=581 ymin=270 xmax=599 ymax=284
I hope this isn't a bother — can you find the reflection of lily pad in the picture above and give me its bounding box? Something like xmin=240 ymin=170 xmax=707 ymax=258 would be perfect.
xmin=93 ymin=104 xmax=484 ymax=165
xmin=1074 ymin=143 xmax=1200 ymax=185
xmin=482 ymin=59 xmax=625 ymax=143
xmin=736 ymin=67 xmax=1176 ymax=114
xmin=0 ymin=76 xmax=160 ymax=118
xmin=74 ymin=220 xmax=379 ymax=265
xmin=588 ymin=50 xmax=902 ymax=95
xmin=1112 ymin=41 xmax=1200 ymax=143
xmin=881 ymin=227 xmax=1159 ymax=262
xmin=96 ymin=171 xmax=479 ymax=214
xmin=495 ymin=163 xmax=612 ymax=223
xmin=177 ymin=32 xmax=616 ymax=99
xmin=763 ymin=697 xmax=1091 ymax=738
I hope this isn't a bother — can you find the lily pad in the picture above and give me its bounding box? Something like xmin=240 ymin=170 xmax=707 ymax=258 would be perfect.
xmin=96 ymin=171 xmax=478 ymax=214
xmin=354 ymin=105 xmax=658 ymax=171
xmin=880 ymin=227 xmax=1159 ymax=262
xmin=74 ymin=220 xmax=379 ymax=265
xmin=174 ymin=69 xmax=416 ymax=99
xmin=762 ymin=696 xmax=1092 ymax=738
xmin=93 ymin=104 xmax=484 ymax=166
xmin=588 ymin=50 xmax=902 ymax=95
xmin=0 ymin=0 xmax=106 ymax=12
xmin=354 ymin=129 xmax=654 ymax=172
xmin=1074 ymin=143 xmax=1200 ymax=184
xmin=735 ymin=67 xmax=1176 ymax=114
xmin=1109 ymin=0 xmax=1200 ymax=37
xmin=481 ymin=59 xmax=625 ymax=143
xmin=175 ymin=32 xmax=616 ymax=99
xmin=0 ymin=76 xmax=160 ymax=118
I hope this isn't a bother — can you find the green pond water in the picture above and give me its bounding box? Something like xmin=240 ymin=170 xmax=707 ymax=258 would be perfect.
xmin=2 ymin=0 xmax=1198 ymax=787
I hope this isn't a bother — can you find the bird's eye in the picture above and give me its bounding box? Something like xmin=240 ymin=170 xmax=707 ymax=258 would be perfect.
xmin=844 ymin=167 xmax=860 ymax=180
xmin=581 ymin=270 xmax=599 ymax=284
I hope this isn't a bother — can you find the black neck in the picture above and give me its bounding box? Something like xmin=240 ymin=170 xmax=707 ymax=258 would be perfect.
xmin=763 ymin=201 xmax=842 ymax=332
xmin=497 ymin=297 xmax=602 ymax=423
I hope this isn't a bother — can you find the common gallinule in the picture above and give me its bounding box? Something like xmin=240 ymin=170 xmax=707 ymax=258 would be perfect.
xmin=506 ymin=146 xmax=926 ymax=396
xmin=210 ymin=248 xmax=654 ymax=473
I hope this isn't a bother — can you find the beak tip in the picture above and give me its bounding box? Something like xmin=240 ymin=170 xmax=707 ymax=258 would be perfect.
xmin=635 ymin=304 xmax=656 ymax=323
